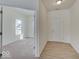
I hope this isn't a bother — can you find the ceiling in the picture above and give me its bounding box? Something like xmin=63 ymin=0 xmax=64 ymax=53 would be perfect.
xmin=0 ymin=0 xmax=36 ymax=10
xmin=0 ymin=0 xmax=76 ymax=11
xmin=42 ymin=0 xmax=76 ymax=11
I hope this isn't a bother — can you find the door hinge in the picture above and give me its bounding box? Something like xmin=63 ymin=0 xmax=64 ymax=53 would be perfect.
xmin=0 ymin=11 xmax=3 ymax=14
xmin=33 ymin=46 xmax=35 ymax=49
xmin=0 ymin=32 xmax=2 ymax=35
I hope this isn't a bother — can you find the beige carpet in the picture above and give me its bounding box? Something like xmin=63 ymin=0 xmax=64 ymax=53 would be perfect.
xmin=0 ymin=38 xmax=34 ymax=59
xmin=40 ymin=41 xmax=79 ymax=59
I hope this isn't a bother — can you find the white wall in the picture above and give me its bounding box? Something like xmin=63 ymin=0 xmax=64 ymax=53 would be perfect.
xmin=48 ymin=10 xmax=71 ymax=43
xmin=23 ymin=16 xmax=34 ymax=38
xmin=69 ymin=0 xmax=79 ymax=53
xmin=3 ymin=6 xmax=34 ymax=46
xmin=38 ymin=0 xmax=48 ymax=56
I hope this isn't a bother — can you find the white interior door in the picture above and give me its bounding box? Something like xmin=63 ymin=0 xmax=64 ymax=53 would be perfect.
xmin=48 ymin=11 xmax=71 ymax=43
xmin=52 ymin=16 xmax=64 ymax=42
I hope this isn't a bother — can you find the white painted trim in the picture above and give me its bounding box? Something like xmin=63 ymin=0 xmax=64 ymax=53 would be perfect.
xmin=39 ymin=41 xmax=48 ymax=56
xmin=34 ymin=0 xmax=40 ymax=57
xmin=48 ymin=40 xmax=70 ymax=44
xmin=70 ymin=43 xmax=79 ymax=54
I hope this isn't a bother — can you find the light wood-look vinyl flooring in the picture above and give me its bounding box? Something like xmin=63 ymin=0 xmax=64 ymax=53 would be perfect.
xmin=40 ymin=41 xmax=79 ymax=59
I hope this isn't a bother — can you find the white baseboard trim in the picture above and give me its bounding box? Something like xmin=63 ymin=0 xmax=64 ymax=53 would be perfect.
xmin=39 ymin=41 xmax=48 ymax=57
xmin=48 ymin=40 xmax=70 ymax=44
xmin=70 ymin=43 xmax=79 ymax=54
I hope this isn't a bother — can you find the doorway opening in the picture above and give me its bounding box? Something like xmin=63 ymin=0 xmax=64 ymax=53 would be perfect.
xmin=0 ymin=6 xmax=36 ymax=59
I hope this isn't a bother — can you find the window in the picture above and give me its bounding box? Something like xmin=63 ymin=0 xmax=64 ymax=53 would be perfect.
xmin=16 ymin=19 xmax=22 ymax=35
xmin=16 ymin=19 xmax=23 ymax=40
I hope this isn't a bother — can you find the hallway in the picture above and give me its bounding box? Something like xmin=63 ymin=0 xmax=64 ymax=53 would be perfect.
xmin=40 ymin=42 xmax=79 ymax=59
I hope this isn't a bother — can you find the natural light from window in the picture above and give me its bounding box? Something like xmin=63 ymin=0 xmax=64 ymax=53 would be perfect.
xmin=16 ymin=19 xmax=23 ymax=40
